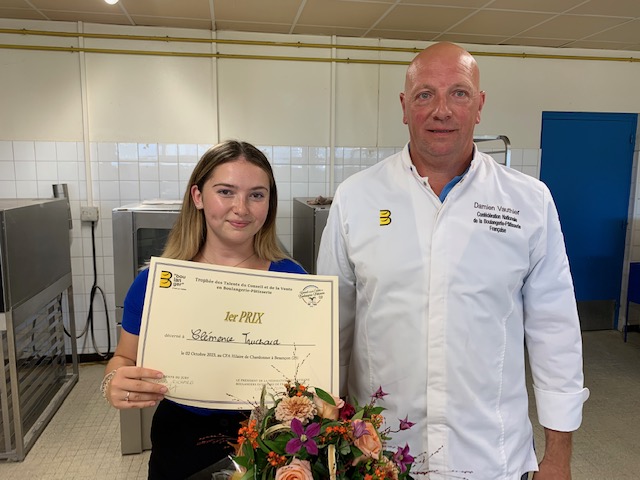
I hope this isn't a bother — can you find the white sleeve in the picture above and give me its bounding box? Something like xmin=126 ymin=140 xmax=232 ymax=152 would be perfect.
xmin=317 ymin=189 xmax=356 ymax=398
xmin=523 ymin=185 xmax=589 ymax=432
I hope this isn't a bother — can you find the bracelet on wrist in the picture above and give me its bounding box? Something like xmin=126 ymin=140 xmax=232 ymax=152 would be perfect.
xmin=100 ymin=369 xmax=118 ymax=399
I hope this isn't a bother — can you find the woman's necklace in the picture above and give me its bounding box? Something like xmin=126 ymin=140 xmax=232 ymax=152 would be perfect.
xmin=233 ymin=252 xmax=256 ymax=267
xmin=200 ymin=251 xmax=256 ymax=268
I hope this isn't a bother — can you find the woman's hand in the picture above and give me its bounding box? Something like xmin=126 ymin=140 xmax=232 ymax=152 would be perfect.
xmin=106 ymin=366 xmax=167 ymax=409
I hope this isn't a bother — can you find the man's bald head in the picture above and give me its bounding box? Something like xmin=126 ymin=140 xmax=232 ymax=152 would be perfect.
xmin=404 ymin=42 xmax=481 ymax=94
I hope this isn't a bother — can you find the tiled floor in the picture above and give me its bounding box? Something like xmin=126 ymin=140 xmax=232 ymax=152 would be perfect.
xmin=0 ymin=330 xmax=639 ymax=479
xmin=0 ymin=362 xmax=150 ymax=480
xmin=537 ymin=330 xmax=640 ymax=480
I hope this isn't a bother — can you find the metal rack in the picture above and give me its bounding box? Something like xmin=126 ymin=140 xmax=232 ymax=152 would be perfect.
xmin=474 ymin=135 xmax=511 ymax=167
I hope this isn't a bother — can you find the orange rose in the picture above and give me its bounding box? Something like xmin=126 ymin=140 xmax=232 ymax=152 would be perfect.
xmin=351 ymin=420 xmax=382 ymax=465
xmin=275 ymin=458 xmax=313 ymax=480
xmin=312 ymin=391 xmax=345 ymax=420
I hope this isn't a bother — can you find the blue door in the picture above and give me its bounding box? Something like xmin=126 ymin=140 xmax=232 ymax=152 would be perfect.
xmin=540 ymin=112 xmax=637 ymax=330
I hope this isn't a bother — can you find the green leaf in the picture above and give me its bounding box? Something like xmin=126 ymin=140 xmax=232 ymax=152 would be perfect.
xmin=314 ymin=387 xmax=336 ymax=405
xmin=240 ymin=467 xmax=255 ymax=480
xmin=259 ymin=385 xmax=267 ymax=410
xmin=339 ymin=442 xmax=351 ymax=456
xmin=255 ymin=435 xmax=271 ymax=454
xmin=245 ymin=444 xmax=255 ymax=462
xmin=234 ymin=455 xmax=251 ymax=468
xmin=260 ymin=436 xmax=288 ymax=454
xmin=240 ymin=441 xmax=252 ymax=457
xmin=351 ymin=409 xmax=364 ymax=420
xmin=351 ymin=445 xmax=363 ymax=457
xmin=312 ymin=459 xmax=330 ymax=477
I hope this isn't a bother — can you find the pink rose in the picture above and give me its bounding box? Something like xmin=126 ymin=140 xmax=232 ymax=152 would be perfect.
xmin=312 ymin=391 xmax=345 ymax=420
xmin=275 ymin=458 xmax=313 ymax=480
xmin=351 ymin=420 xmax=382 ymax=465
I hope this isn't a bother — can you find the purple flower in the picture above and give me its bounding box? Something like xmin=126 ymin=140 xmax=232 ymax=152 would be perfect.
xmin=352 ymin=419 xmax=371 ymax=439
xmin=399 ymin=415 xmax=415 ymax=430
xmin=285 ymin=417 xmax=320 ymax=456
xmin=392 ymin=444 xmax=415 ymax=474
xmin=372 ymin=386 xmax=388 ymax=400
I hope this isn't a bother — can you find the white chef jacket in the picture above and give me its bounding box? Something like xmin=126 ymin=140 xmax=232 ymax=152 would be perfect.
xmin=317 ymin=145 xmax=589 ymax=480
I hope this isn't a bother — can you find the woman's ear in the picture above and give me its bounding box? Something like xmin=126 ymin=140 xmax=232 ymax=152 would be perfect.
xmin=191 ymin=185 xmax=204 ymax=209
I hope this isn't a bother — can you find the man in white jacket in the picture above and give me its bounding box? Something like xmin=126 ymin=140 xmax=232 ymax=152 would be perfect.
xmin=317 ymin=42 xmax=589 ymax=480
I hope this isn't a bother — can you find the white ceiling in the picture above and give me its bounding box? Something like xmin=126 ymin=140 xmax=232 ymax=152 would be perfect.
xmin=2 ymin=0 xmax=640 ymax=51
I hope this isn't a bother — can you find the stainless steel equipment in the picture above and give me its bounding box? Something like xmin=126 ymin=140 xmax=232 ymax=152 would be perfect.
xmin=113 ymin=200 xmax=182 ymax=327
xmin=474 ymin=135 xmax=511 ymax=167
xmin=0 ymin=198 xmax=78 ymax=461
xmin=292 ymin=198 xmax=332 ymax=274
xmin=51 ymin=183 xmax=73 ymax=230
xmin=112 ymin=200 xmax=181 ymax=454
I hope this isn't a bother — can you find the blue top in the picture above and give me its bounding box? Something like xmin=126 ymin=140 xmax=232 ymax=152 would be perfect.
xmin=408 ymin=142 xmax=471 ymax=202
xmin=122 ymin=258 xmax=306 ymax=416
xmin=439 ymin=170 xmax=467 ymax=202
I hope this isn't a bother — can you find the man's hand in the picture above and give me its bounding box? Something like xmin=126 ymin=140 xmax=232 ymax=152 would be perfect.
xmin=533 ymin=428 xmax=572 ymax=480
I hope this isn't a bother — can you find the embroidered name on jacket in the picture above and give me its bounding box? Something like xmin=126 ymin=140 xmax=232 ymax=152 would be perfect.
xmin=472 ymin=201 xmax=522 ymax=234
xmin=379 ymin=210 xmax=391 ymax=226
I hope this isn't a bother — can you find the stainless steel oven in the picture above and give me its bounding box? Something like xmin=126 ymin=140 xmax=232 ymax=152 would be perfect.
xmin=112 ymin=200 xmax=181 ymax=454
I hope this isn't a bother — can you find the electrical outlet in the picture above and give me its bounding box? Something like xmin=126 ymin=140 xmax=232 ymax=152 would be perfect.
xmin=80 ymin=206 xmax=99 ymax=222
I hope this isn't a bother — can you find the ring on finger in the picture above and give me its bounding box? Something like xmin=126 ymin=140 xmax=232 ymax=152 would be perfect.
xmin=124 ymin=391 xmax=130 ymax=402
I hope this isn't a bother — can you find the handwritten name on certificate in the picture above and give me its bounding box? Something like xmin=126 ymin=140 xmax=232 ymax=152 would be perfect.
xmin=136 ymin=257 xmax=339 ymax=409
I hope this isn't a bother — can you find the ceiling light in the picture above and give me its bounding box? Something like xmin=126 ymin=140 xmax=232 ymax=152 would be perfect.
xmin=104 ymin=0 xmax=119 ymax=5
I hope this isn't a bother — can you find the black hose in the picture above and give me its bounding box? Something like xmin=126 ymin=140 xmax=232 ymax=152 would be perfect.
xmin=63 ymin=219 xmax=112 ymax=359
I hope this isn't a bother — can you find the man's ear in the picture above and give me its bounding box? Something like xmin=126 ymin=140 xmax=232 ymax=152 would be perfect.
xmin=476 ymin=91 xmax=486 ymax=125
xmin=400 ymin=92 xmax=408 ymax=125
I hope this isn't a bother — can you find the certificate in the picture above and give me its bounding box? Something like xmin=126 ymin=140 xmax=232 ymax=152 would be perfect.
xmin=136 ymin=257 xmax=339 ymax=409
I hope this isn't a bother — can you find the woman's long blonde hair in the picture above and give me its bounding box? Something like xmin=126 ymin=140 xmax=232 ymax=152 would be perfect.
xmin=161 ymin=140 xmax=286 ymax=262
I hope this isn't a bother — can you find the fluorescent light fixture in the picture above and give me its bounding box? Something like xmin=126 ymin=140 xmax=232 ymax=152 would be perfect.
xmin=104 ymin=0 xmax=119 ymax=5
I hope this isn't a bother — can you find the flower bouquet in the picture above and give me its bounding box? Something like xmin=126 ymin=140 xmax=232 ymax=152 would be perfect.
xmin=231 ymin=382 xmax=415 ymax=480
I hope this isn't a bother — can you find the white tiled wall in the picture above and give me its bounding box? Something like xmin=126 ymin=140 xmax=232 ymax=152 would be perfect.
xmin=0 ymin=140 xmax=539 ymax=356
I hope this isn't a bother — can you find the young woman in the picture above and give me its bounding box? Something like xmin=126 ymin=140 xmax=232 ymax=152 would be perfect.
xmin=102 ymin=140 xmax=306 ymax=479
